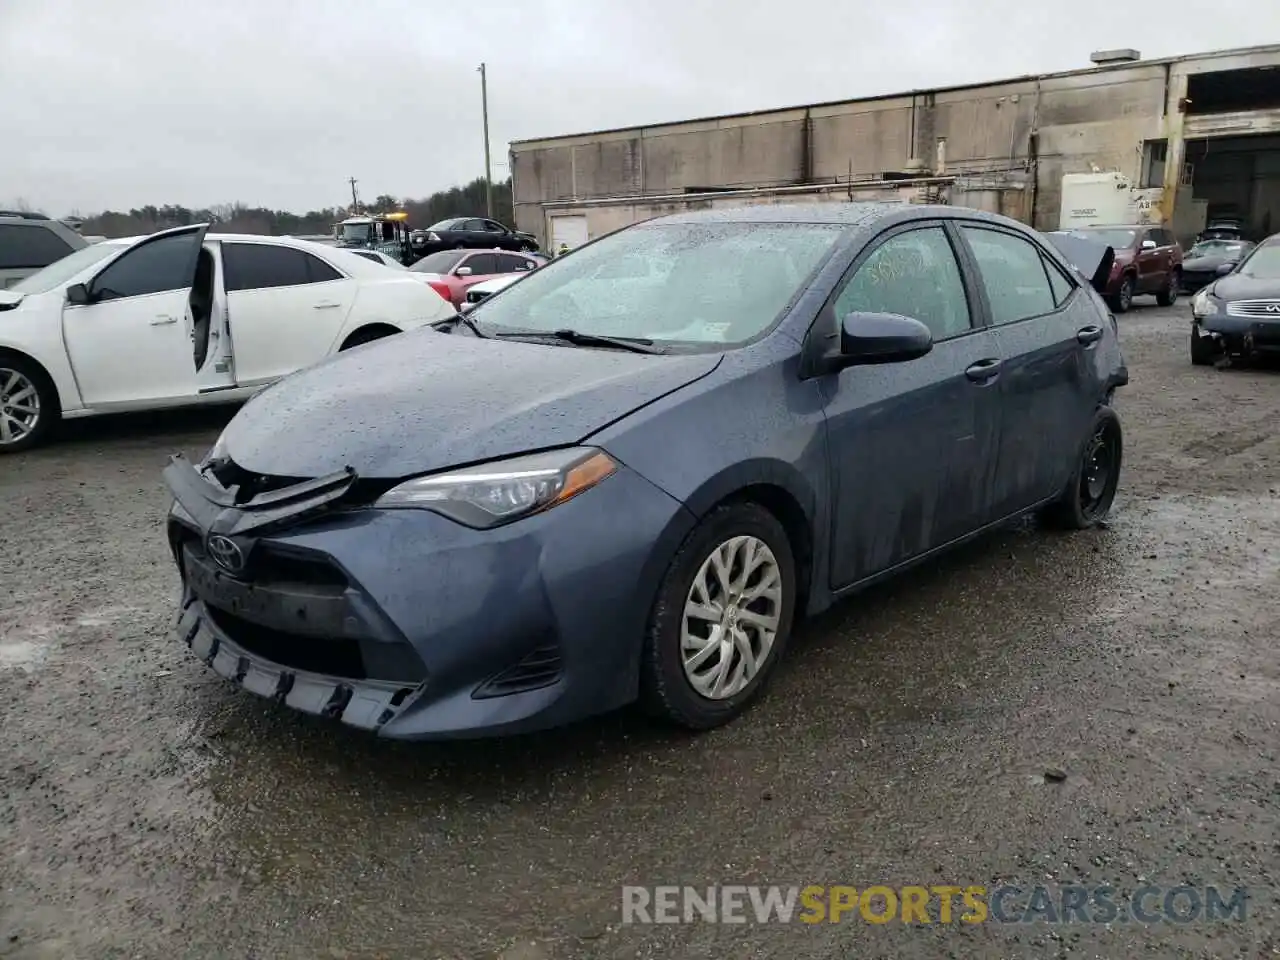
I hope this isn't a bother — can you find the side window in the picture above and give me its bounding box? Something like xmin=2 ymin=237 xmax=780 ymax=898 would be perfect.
xmin=223 ymin=244 xmax=311 ymax=291
xmin=91 ymin=232 xmax=200 ymax=301
xmin=960 ymin=227 xmax=1057 ymax=326
xmin=483 ymin=221 xmax=506 ymax=233
xmin=302 ymin=251 xmax=342 ymax=283
xmin=497 ymin=254 xmax=531 ymax=272
xmin=463 ymin=253 xmax=498 ymax=274
xmin=833 ymin=226 xmax=972 ymax=341
xmin=0 ymin=224 xmax=75 ymax=270
xmin=1042 ymin=255 xmax=1075 ymax=308
xmin=462 ymin=219 xmax=486 ymax=232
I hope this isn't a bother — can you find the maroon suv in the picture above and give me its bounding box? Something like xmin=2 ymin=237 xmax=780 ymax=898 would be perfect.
xmin=1061 ymin=225 xmax=1183 ymax=312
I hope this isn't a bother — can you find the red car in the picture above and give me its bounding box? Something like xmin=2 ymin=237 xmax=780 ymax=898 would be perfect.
xmin=407 ymin=248 xmax=542 ymax=308
xmin=1054 ymin=225 xmax=1183 ymax=313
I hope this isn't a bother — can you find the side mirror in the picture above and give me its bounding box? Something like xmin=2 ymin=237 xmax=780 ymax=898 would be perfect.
xmin=1141 ymin=239 xmax=1157 ymax=250
xmin=460 ymin=301 xmax=475 ymax=312
xmin=1216 ymin=262 xmax=1236 ymax=276
xmin=455 ymin=266 xmax=473 ymax=276
xmin=66 ymin=282 xmax=91 ymax=305
xmin=834 ymin=311 xmax=933 ymax=368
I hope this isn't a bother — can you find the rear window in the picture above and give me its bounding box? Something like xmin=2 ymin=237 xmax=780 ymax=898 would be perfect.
xmin=0 ymin=223 xmax=76 ymax=270
xmin=427 ymin=219 xmax=464 ymax=232
xmin=410 ymin=250 xmax=466 ymax=274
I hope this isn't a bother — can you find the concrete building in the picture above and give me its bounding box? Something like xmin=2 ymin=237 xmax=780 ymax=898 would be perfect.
xmin=510 ymin=44 xmax=1280 ymax=250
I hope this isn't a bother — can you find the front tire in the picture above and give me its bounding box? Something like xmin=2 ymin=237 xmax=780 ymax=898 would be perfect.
xmin=1041 ymin=407 xmax=1123 ymax=530
xmin=0 ymin=354 xmax=58 ymax=454
xmin=1109 ymin=275 xmax=1135 ymax=313
xmin=640 ymin=502 xmax=797 ymax=730
xmin=1190 ymin=325 xmax=1219 ymax=366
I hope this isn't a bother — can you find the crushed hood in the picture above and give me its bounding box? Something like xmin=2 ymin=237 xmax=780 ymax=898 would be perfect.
xmin=1041 ymin=231 xmax=1116 ymax=295
xmin=218 ymin=328 xmax=722 ymax=479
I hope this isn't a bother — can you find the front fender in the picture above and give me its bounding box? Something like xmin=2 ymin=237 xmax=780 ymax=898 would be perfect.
xmin=0 ymin=304 xmax=84 ymax=413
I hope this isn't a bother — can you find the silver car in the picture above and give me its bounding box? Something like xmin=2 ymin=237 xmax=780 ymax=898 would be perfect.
xmin=0 ymin=212 xmax=89 ymax=289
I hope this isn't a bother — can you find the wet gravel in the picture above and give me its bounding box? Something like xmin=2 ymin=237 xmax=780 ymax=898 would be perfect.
xmin=1 ymin=303 xmax=1278 ymax=959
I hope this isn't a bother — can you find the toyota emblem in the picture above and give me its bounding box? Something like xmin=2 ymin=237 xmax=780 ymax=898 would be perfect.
xmin=206 ymin=535 xmax=245 ymax=573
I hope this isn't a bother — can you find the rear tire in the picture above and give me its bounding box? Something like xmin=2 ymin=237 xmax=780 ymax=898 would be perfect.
xmin=1041 ymin=407 xmax=1123 ymax=530
xmin=640 ymin=502 xmax=797 ymax=730
xmin=0 ymin=353 xmax=59 ymax=454
xmin=1156 ymin=270 xmax=1179 ymax=306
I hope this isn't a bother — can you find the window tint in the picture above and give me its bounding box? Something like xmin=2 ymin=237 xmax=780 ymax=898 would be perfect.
xmin=1043 ymin=255 xmax=1074 ymax=307
xmin=482 ymin=221 xmax=506 ymax=233
xmin=410 ymin=250 xmax=466 ymax=274
xmin=91 ymin=232 xmax=199 ymax=301
xmin=353 ymin=251 xmax=380 ymax=263
xmin=0 ymin=224 xmax=75 ymax=270
xmin=961 ymin=227 xmax=1057 ymax=325
xmin=834 ymin=227 xmax=972 ymax=341
xmin=496 ymin=254 xmax=533 ymax=272
xmin=427 ymin=219 xmax=463 ymax=231
xmin=303 ymin=251 xmax=342 ymax=282
xmin=223 ymin=244 xmax=312 ymax=291
xmin=462 ymin=219 xmax=486 ymax=232
xmin=462 ymin=253 xmax=497 ymax=274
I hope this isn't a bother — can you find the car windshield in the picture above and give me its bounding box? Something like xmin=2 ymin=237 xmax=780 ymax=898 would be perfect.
xmin=11 ymin=242 xmax=126 ymax=294
xmin=1236 ymin=243 xmax=1280 ymax=279
xmin=339 ymin=221 xmax=371 ymax=243
xmin=410 ymin=250 xmax=466 ymax=274
xmin=1069 ymin=228 xmax=1138 ymax=248
xmin=1190 ymin=240 xmax=1248 ymax=258
xmin=470 ymin=221 xmax=842 ymax=348
xmin=427 ymin=219 xmax=464 ymax=231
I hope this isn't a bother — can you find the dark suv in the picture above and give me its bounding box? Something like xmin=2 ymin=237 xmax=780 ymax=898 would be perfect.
xmin=1051 ymin=225 xmax=1183 ymax=312
xmin=0 ymin=212 xmax=88 ymax=289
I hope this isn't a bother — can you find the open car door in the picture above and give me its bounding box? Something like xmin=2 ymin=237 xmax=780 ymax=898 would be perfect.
xmin=62 ymin=224 xmax=212 ymax=407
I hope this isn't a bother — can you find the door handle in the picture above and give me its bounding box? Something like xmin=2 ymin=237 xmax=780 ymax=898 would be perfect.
xmin=1077 ymin=325 xmax=1103 ymax=345
xmin=312 ymin=301 xmax=342 ymax=309
xmin=964 ymin=358 xmax=1002 ymax=382
xmin=150 ymin=315 xmax=178 ymax=325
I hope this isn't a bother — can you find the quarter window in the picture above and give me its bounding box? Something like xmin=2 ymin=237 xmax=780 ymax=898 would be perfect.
xmin=90 ymin=232 xmax=200 ymax=301
xmin=961 ymin=227 xmax=1057 ymax=325
xmin=0 ymin=224 xmax=75 ymax=270
xmin=223 ymin=244 xmax=341 ymax=291
xmin=834 ymin=226 xmax=972 ymax=341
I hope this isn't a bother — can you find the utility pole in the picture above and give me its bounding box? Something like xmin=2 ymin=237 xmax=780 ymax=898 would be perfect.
xmin=478 ymin=63 xmax=494 ymax=218
xmin=348 ymin=177 xmax=360 ymax=213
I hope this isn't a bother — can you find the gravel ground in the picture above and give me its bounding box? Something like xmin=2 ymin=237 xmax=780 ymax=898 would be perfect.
xmin=1 ymin=302 xmax=1278 ymax=959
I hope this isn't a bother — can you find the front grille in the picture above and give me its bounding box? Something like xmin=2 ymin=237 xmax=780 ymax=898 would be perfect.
xmin=1226 ymin=299 xmax=1280 ymax=318
xmin=473 ymin=643 xmax=563 ymax=698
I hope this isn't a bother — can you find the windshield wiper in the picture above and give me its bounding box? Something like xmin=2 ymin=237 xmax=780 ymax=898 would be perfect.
xmin=493 ymin=328 xmax=664 ymax=354
xmin=433 ymin=312 xmax=488 ymax=338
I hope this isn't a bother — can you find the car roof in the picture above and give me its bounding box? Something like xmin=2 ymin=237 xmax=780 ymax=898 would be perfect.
xmin=640 ymin=202 xmax=1039 ymax=234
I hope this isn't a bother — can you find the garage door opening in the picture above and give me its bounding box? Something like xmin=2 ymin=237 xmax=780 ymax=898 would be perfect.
xmin=1183 ymin=133 xmax=1280 ymax=241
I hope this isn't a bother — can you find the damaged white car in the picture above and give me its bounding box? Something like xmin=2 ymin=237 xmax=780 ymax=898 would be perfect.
xmin=0 ymin=225 xmax=453 ymax=452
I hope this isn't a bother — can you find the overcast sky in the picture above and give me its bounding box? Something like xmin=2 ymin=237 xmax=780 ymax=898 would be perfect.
xmin=2 ymin=0 xmax=1276 ymax=215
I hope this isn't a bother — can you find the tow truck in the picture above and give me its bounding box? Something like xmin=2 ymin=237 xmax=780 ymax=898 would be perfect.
xmin=333 ymin=211 xmax=414 ymax=264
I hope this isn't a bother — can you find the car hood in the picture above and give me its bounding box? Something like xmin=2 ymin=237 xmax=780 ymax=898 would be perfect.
xmin=1210 ymin=275 xmax=1280 ymax=301
xmin=1042 ymin=232 xmax=1116 ymax=293
xmin=218 ymin=328 xmax=722 ymax=479
xmin=1184 ymin=254 xmax=1236 ymax=270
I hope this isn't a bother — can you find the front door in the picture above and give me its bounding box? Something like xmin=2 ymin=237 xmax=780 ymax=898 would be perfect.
xmin=820 ymin=222 xmax=1004 ymax=589
xmin=1134 ymin=228 xmax=1164 ymax=292
xmin=220 ymin=241 xmax=358 ymax=387
xmin=955 ymin=223 xmax=1099 ymax=514
xmin=62 ymin=225 xmax=209 ymax=406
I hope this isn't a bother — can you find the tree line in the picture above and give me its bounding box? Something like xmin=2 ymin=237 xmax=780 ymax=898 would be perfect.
xmin=12 ymin=177 xmax=516 ymax=239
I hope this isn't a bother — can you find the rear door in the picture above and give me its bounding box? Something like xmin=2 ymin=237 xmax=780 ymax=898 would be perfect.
xmin=956 ymin=223 xmax=1098 ymax=516
xmin=62 ymin=225 xmax=209 ymax=405
xmin=459 ymin=219 xmax=490 ymax=248
xmin=221 ymin=242 xmax=358 ymax=386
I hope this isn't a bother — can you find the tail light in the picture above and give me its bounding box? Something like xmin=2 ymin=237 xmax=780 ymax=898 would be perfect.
xmin=426 ymin=280 xmax=452 ymax=301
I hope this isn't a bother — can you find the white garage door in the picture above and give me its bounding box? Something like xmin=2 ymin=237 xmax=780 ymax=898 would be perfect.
xmin=550 ymin=215 xmax=589 ymax=252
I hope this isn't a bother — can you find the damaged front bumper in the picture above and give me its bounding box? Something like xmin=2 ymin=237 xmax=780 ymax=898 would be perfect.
xmin=163 ymin=453 xmax=691 ymax=739
xmin=1196 ymin=314 xmax=1280 ymax=356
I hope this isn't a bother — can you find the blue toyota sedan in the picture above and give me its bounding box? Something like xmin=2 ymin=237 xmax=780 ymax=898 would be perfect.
xmin=164 ymin=203 xmax=1128 ymax=739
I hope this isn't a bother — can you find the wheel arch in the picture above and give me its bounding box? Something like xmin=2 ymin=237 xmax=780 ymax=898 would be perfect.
xmin=0 ymin=346 xmax=63 ymax=415
xmin=339 ymin=322 xmax=402 ymax=350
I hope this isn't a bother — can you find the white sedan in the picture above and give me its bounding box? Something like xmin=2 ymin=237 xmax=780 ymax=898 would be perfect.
xmin=0 ymin=225 xmax=453 ymax=452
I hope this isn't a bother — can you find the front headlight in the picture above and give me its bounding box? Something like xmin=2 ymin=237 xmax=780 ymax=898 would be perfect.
xmin=1192 ymin=289 xmax=1219 ymax=318
xmin=374 ymin=447 xmax=618 ymax=528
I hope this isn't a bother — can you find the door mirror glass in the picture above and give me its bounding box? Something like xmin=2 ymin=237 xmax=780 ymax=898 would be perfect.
xmin=837 ymin=311 xmax=933 ymax=367
xmin=65 ymin=282 xmax=91 ymax=305
xmin=455 ymin=265 xmax=473 ymax=276
xmin=1141 ymin=239 xmax=1157 ymax=250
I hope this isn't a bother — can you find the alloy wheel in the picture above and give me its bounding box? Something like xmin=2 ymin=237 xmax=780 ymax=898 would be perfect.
xmin=0 ymin=367 xmax=40 ymax=447
xmin=681 ymin=535 xmax=782 ymax=700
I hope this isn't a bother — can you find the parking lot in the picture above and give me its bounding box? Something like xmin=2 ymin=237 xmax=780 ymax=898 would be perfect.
xmin=1 ymin=302 xmax=1278 ymax=958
